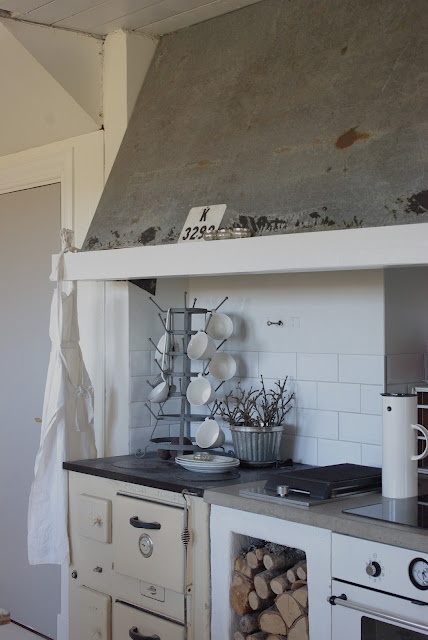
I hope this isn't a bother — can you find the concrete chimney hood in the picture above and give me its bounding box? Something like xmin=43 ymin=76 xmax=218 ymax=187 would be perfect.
xmin=61 ymin=0 xmax=428 ymax=282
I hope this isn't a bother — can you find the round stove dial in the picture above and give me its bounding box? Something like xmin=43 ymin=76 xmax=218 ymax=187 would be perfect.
xmin=138 ymin=533 xmax=153 ymax=558
xmin=409 ymin=558 xmax=428 ymax=590
xmin=366 ymin=561 xmax=382 ymax=578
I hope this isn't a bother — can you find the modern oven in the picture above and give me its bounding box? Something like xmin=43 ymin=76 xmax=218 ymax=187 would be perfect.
xmin=330 ymin=533 xmax=428 ymax=638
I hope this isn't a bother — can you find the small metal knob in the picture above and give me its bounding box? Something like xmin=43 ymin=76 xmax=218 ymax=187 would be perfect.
xmin=277 ymin=485 xmax=289 ymax=497
xmin=366 ymin=561 xmax=381 ymax=577
xmin=71 ymin=570 xmax=78 ymax=579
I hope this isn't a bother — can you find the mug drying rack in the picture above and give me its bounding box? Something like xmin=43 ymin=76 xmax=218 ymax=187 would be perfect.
xmin=143 ymin=292 xmax=229 ymax=456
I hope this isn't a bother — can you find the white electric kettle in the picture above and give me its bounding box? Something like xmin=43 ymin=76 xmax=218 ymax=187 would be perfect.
xmin=381 ymin=392 xmax=428 ymax=498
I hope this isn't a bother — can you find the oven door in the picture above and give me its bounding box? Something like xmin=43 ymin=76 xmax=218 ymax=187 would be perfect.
xmin=331 ymin=581 xmax=428 ymax=638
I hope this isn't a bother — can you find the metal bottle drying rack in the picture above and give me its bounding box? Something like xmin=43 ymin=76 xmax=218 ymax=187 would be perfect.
xmin=145 ymin=293 xmax=228 ymax=456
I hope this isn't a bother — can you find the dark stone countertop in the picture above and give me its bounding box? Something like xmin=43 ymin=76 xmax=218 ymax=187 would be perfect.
xmin=63 ymin=453 xmax=300 ymax=497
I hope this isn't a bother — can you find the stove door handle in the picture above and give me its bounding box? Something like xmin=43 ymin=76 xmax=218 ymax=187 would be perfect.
xmin=129 ymin=516 xmax=161 ymax=530
xmin=129 ymin=626 xmax=160 ymax=640
xmin=329 ymin=594 xmax=428 ymax=633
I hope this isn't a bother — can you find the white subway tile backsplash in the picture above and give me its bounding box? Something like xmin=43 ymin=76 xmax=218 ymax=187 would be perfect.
xmin=234 ymin=351 xmax=259 ymax=378
xmin=297 ymin=353 xmax=338 ymax=382
xmin=339 ymin=413 xmax=382 ymax=445
xmin=131 ymin=377 xmax=153 ymax=403
xmin=130 ymin=350 xmax=153 ymax=376
xmin=130 ymin=402 xmax=152 ymax=428
xmin=296 ymin=408 xmax=338 ymax=439
xmin=293 ymin=380 xmax=317 ymax=409
xmin=283 ymin=407 xmax=296 ymax=435
xmin=361 ymin=385 xmax=383 ymax=414
xmin=318 ymin=439 xmax=362 ymax=466
xmin=339 ymin=354 xmax=384 ymax=384
xmin=317 ymin=382 xmax=360 ymax=412
xmin=280 ymin=434 xmax=318 ymax=465
xmin=361 ymin=444 xmax=382 ymax=468
xmin=129 ymin=425 xmax=171 ymax=455
xmin=258 ymin=352 xmax=297 ymax=380
xmin=127 ymin=269 xmax=427 ymax=467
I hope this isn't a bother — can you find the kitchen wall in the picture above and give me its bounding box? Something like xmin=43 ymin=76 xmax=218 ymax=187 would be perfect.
xmin=129 ymin=267 xmax=428 ymax=467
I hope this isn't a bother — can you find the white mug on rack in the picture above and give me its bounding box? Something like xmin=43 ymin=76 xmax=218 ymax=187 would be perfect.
xmin=208 ymin=352 xmax=236 ymax=381
xmin=186 ymin=374 xmax=216 ymax=406
xmin=187 ymin=331 xmax=217 ymax=360
xmin=196 ymin=418 xmax=225 ymax=449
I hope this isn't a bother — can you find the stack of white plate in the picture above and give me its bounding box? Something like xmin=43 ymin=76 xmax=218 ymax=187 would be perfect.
xmin=175 ymin=454 xmax=240 ymax=473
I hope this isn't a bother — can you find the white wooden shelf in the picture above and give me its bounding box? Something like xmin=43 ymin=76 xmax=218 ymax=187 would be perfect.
xmin=57 ymin=222 xmax=428 ymax=281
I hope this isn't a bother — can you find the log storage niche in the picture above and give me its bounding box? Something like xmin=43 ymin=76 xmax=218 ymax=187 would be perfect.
xmin=230 ymin=540 xmax=308 ymax=640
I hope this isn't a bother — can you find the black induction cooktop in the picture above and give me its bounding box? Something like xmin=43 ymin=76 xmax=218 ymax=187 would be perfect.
xmin=344 ymin=493 xmax=428 ymax=530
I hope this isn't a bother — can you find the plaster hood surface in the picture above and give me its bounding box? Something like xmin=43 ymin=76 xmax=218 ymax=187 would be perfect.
xmin=65 ymin=0 xmax=428 ymax=281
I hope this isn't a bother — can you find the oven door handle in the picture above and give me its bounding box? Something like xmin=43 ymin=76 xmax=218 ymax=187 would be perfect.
xmin=129 ymin=516 xmax=161 ymax=530
xmin=329 ymin=594 xmax=428 ymax=633
xmin=129 ymin=626 xmax=160 ymax=640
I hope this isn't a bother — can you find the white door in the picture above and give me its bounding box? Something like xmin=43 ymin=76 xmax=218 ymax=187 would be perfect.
xmin=0 ymin=184 xmax=61 ymax=638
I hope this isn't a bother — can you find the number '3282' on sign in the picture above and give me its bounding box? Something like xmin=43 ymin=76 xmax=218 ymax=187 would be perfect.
xmin=178 ymin=204 xmax=227 ymax=243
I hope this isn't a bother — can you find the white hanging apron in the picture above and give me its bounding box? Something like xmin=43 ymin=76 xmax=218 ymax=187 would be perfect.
xmin=28 ymin=232 xmax=97 ymax=565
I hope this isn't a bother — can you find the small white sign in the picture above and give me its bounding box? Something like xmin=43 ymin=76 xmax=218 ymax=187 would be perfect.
xmin=178 ymin=204 xmax=227 ymax=243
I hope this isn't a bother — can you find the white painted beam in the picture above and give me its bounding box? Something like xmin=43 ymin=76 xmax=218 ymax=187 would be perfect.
xmin=58 ymin=222 xmax=428 ymax=281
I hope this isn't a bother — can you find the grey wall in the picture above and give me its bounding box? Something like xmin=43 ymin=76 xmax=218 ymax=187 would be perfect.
xmin=84 ymin=0 xmax=427 ymax=251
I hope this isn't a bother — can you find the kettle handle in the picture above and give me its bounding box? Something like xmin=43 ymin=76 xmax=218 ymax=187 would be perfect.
xmin=410 ymin=423 xmax=428 ymax=460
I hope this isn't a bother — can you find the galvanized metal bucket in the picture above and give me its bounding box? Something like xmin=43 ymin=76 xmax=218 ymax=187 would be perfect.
xmin=230 ymin=425 xmax=283 ymax=465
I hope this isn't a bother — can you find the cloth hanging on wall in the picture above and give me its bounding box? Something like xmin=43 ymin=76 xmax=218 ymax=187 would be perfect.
xmin=28 ymin=230 xmax=97 ymax=565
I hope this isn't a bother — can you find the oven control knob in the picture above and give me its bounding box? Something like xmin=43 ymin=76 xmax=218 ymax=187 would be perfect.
xmin=366 ymin=561 xmax=381 ymax=577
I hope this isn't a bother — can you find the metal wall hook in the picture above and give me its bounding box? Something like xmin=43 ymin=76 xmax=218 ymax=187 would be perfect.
xmin=149 ymin=337 xmax=162 ymax=353
xmin=267 ymin=320 xmax=283 ymax=326
xmin=215 ymin=296 xmax=228 ymax=311
xmin=149 ymin=297 xmax=166 ymax=313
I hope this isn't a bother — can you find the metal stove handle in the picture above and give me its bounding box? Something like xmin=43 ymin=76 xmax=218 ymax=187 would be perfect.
xmin=129 ymin=627 xmax=160 ymax=640
xmin=129 ymin=516 xmax=161 ymax=530
xmin=329 ymin=594 xmax=428 ymax=633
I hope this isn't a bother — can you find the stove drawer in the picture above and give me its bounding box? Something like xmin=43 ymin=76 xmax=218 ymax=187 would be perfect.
xmin=69 ymin=585 xmax=111 ymax=640
xmin=113 ymin=601 xmax=185 ymax=640
xmin=113 ymin=494 xmax=185 ymax=594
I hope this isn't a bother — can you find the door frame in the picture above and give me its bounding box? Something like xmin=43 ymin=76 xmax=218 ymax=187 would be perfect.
xmin=0 ymin=149 xmax=72 ymax=227
xmin=0 ymin=143 xmax=92 ymax=640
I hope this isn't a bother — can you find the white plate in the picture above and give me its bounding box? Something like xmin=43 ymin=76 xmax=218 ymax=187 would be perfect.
xmin=175 ymin=460 xmax=240 ymax=473
xmin=175 ymin=455 xmax=238 ymax=466
xmin=175 ymin=455 xmax=240 ymax=473
xmin=175 ymin=460 xmax=239 ymax=470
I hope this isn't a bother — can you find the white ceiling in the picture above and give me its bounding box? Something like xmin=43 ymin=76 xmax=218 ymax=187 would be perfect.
xmin=0 ymin=0 xmax=263 ymax=37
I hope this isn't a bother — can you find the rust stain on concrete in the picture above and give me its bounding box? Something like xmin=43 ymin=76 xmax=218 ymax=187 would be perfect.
xmin=274 ymin=146 xmax=291 ymax=154
xmin=335 ymin=127 xmax=371 ymax=149
xmin=196 ymin=159 xmax=217 ymax=168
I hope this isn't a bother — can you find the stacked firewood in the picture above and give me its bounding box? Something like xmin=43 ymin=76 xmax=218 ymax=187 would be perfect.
xmin=230 ymin=542 xmax=309 ymax=640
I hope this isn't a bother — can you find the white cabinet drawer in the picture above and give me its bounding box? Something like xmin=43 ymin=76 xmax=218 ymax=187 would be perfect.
xmin=113 ymin=601 xmax=185 ymax=640
xmin=113 ymin=494 xmax=185 ymax=594
xmin=69 ymin=586 xmax=111 ymax=640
